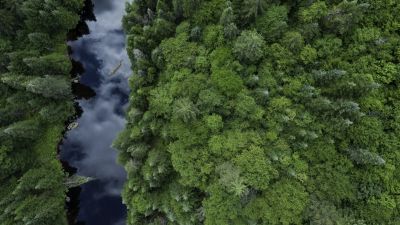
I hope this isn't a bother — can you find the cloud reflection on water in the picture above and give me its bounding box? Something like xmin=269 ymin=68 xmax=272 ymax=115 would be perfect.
xmin=61 ymin=0 xmax=133 ymax=224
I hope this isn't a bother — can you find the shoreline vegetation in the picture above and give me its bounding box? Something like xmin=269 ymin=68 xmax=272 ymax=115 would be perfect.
xmin=1 ymin=0 xmax=400 ymax=224
xmin=0 ymin=0 xmax=85 ymax=224
xmin=116 ymin=0 xmax=400 ymax=224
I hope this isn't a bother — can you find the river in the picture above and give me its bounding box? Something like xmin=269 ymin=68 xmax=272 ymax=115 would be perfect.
xmin=60 ymin=0 xmax=131 ymax=224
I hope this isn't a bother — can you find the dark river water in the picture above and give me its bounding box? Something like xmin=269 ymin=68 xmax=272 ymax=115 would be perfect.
xmin=60 ymin=1 xmax=131 ymax=224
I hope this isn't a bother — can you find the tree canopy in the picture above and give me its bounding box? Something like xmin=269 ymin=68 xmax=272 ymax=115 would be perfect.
xmin=0 ymin=0 xmax=83 ymax=224
xmin=117 ymin=0 xmax=400 ymax=224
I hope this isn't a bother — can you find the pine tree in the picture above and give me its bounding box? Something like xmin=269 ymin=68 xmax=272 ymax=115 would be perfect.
xmin=242 ymin=0 xmax=269 ymax=21
xmin=25 ymin=76 xmax=72 ymax=99
xmin=2 ymin=119 xmax=41 ymax=140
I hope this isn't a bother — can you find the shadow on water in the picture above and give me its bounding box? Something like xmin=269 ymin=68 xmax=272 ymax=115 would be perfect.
xmin=67 ymin=0 xmax=96 ymax=41
xmin=61 ymin=0 xmax=130 ymax=224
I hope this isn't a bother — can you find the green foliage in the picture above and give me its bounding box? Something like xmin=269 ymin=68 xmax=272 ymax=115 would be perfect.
xmin=172 ymin=98 xmax=199 ymax=123
xmin=25 ymin=76 xmax=71 ymax=99
xmin=300 ymin=44 xmax=318 ymax=64
xmin=2 ymin=119 xmax=41 ymax=140
xmin=211 ymin=69 xmax=244 ymax=96
xmin=204 ymin=114 xmax=223 ymax=132
xmin=219 ymin=2 xmax=234 ymax=26
xmin=216 ymin=162 xmax=247 ymax=197
xmin=300 ymin=1 xmax=328 ymax=23
xmin=203 ymin=184 xmax=242 ymax=225
xmin=0 ymin=146 xmax=14 ymax=180
xmin=203 ymin=25 xmax=225 ymax=50
xmin=191 ymin=0 xmax=226 ymax=25
xmin=234 ymin=146 xmax=277 ymax=190
xmin=118 ymin=0 xmax=400 ymax=224
xmin=233 ymin=30 xmax=265 ymax=63
xmin=323 ymin=1 xmax=370 ymax=35
xmin=28 ymin=33 xmax=53 ymax=51
xmin=24 ymin=53 xmax=71 ymax=75
xmin=282 ymin=31 xmax=304 ymax=53
xmin=0 ymin=0 xmax=82 ymax=224
xmin=172 ymin=0 xmax=200 ymax=18
xmin=242 ymin=0 xmax=269 ymax=21
xmin=256 ymin=5 xmax=288 ymax=42
xmin=260 ymin=180 xmax=308 ymax=225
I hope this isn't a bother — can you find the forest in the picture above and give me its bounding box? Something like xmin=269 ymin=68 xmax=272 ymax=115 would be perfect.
xmin=114 ymin=0 xmax=400 ymax=224
xmin=0 ymin=0 xmax=83 ymax=224
xmin=1 ymin=0 xmax=400 ymax=225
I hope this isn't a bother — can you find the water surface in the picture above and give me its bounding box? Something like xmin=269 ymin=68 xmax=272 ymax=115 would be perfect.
xmin=61 ymin=1 xmax=131 ymax=224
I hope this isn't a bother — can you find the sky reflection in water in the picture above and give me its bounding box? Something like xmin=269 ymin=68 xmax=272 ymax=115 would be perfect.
xmin=60 ymin=1 xmax=132 ymax=224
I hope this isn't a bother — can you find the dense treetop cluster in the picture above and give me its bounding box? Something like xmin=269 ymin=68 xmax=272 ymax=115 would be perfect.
xmin=116 ymin=0 xmax=400 ymax=224
xmin=0 ymin=0 xmax=83 ymax=224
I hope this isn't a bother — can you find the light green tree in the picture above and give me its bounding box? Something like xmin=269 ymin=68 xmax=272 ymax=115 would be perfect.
xmin=233 ymin=30 xmax=265 ymax=63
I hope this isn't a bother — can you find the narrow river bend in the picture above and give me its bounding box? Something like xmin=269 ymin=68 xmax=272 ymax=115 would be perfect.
xmin=61 ymin=1 xmax=131 ymax=224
